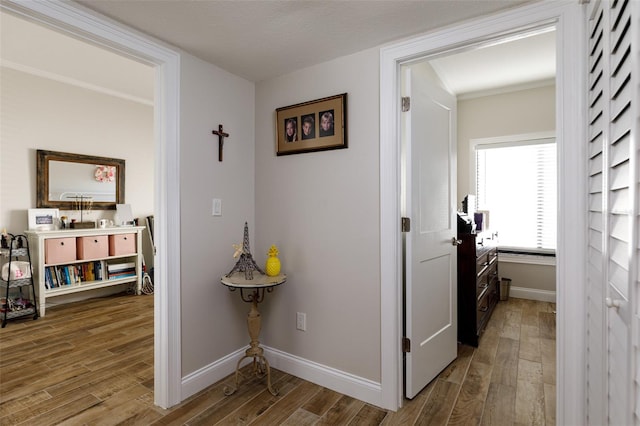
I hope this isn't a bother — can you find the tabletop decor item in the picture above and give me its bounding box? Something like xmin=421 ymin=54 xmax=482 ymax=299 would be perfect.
xmin=265 ymin=245 xmax=281 ymax=277
xmin=27 ymin=208 xmax=60 ymax=231
xmin=69 ymin=195 xmax=94 ymax=228
xmin=226 ymin=222 xmax=264 ymax=280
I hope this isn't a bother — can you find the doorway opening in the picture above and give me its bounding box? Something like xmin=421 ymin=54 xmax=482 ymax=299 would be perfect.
xmin=0 ymin=1 xmax=182 ymax=409
xmin=399 ymin=28 xmax=557 ymax=410
xmin=380 ymin=4 xmax=588 ymax=418
xmin=0 ymin=0 xmax=157 ymax=389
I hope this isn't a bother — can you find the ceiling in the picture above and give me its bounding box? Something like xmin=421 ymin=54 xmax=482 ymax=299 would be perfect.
xmin=1 ymin=0 xmax=555 ymax=100
xmin=430 ymin=28 xmax=555 ymax=95
xmin=0 ymin=10 xmax=155 ymax=104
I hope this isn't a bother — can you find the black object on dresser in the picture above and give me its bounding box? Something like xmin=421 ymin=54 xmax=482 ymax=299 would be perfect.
xmin=457 ymin=231 xmax=499 ymax=347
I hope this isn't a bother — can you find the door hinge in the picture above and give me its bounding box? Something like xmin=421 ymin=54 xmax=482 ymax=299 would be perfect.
xmin=401 ymin=96 xmax=410 ymax=112
xmin=401 ymin=217 xmax=411 ymax=232
xmin=402 ymin=337 xmax=411 ymax=353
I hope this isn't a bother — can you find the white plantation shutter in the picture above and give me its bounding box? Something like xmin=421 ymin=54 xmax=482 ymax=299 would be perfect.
xmin=586 ymin=0 xmax=639 ymax=424
xmin=630 ymin=0 xmax=640 ymax=422
xmin=586 ymin=1 xmax=607 ymax=423
xmin=475 ymin=140 xmax=556 ymax=250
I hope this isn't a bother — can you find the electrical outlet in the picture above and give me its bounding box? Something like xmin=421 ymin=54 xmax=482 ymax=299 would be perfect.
xmin=212 ymin=198 xmax=222 ymax=216
xmin=296 ymin=312 xmax=306 ymax=331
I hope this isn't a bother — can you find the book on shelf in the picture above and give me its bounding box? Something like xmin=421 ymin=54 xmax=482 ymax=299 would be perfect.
xmin=108 ymin=272 xmax=137 ymax=280
xmin=65 ymin=266 xmax=76 ymax=285
xmin=45 ymin=262 xmax=106 ymax=288
xmin=44 ymin=267 xmax=52 ymax=289
xmin=106 ymin=260 xmax=136 ymax=280
xmin=80 ymin=263 xmax=89 ymax=281
xmin=79 ymin=262 xmax=95 ymax=282
xmin=43 ymin=260 xmax=114 ymax=290
xmin=107 ymin=268 xmax=136 ymax=279
xmin=107 ymin=261 xmax=136 ymax=272
xmin=67 ymin=265 xmax=76 ymax=284
xmin=95 ymin=261 xmax=103 ymax=280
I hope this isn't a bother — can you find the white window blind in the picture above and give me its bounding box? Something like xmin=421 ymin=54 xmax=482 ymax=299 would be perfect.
xmin=475 ymin=139 xmax=556 ymax=251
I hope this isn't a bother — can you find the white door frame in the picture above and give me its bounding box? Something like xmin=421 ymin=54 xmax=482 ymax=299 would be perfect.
xmin=380 ymin=2 xmax=587 ymax=423
xmin=1 ymin=1 xmax=183 ymax=408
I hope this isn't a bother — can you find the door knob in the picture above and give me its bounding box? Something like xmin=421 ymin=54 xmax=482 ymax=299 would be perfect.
xmin=451 ymin=237 xmax=462 ymax=246
xmin=605 ymin=297 xmax=622 ymax=309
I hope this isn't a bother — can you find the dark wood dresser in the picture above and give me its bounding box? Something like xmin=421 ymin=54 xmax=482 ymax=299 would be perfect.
xmin=457 ymin=231 xmax=499 ymax=347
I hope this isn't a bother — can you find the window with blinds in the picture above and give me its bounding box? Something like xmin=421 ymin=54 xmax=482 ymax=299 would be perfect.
xmin=475 ymin=138 xmax=556 ymax=251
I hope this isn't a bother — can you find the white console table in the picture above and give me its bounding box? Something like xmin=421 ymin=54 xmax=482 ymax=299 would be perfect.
xmin=26 ymin=226 xmax=144 ymax=316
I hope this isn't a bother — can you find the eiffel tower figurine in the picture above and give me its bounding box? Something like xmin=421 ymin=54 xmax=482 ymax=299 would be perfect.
xmin=227 ymin=222 xmax=265 ymax=280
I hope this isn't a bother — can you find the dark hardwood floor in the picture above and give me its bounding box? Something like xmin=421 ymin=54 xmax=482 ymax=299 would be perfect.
xmin=0 ymin=293 xmax=555 ymax=425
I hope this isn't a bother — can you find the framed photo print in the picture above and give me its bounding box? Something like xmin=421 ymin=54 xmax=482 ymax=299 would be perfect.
xmin=28 ymin=208 xmax=60 ymax=231
xmin=276 ymin=93 xmax=347 ymax=156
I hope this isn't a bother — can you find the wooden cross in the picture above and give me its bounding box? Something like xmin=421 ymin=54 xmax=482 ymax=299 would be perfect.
xmin=212 ymin=124 xmax=230 ymax=161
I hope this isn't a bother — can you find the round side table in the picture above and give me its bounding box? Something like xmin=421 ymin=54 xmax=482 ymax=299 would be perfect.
xmin=220 ymin=272 xmax=286 ymax=396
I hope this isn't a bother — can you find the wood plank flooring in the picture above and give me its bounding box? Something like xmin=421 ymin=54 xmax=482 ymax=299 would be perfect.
xmin=0 ymin=294 xmax=555 ymax=425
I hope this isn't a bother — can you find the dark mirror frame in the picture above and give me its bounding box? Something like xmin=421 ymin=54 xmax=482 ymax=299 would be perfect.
xmin=37 ymin=150 xmax=125 ymax=210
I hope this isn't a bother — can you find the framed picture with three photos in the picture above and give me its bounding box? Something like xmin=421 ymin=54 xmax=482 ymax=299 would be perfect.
xmin=275 ymin=93 xmax=347 ymax=156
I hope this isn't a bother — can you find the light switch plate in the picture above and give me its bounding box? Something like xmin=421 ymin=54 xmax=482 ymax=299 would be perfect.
xmin=296 ymin=312 xmax=306 ymax=331
xmin=212 ymin=199 xmax=222 ymax=216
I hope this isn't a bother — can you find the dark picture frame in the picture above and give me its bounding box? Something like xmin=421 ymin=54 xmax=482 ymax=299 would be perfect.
xmin=276 ymin=93 xmax=347 ymax=156
xmin=37 ymin=150 xmax=125 ymax=210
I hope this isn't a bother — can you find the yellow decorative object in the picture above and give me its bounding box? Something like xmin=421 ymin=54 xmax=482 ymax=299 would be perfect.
xmin=232 ymin=243 xmax=243 ymax=258
xmin=265 ymin=245 xmax=281 ymax=277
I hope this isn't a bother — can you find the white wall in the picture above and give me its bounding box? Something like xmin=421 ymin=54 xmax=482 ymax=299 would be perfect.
xmin=178 ymin=53 xmax=257 ymax=375
xmin=457 ymin=85 xmax=557 ymax=295
xmin=255 ymin=48 xmax=381 ymax=381
xmin=500 ymin=260 xmax=556 ymax=301
xmin=457 ymin=84 xmax=556 ymax=200
xmin=0 ymin=68 xmax=154 ymax=232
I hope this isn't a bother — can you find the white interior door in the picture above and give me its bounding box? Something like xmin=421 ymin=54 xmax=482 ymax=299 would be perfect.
xmin=402 ymin=61 xmax=457 ymax=399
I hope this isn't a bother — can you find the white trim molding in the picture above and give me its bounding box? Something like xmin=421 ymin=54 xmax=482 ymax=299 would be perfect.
xmin=510 ymin=287 xmax=557 ymax=303
xmin=499 ymin=252 xmax=556 ymax=266
xmin=0 ymin=59 xmax=154 ymax=106
xmin=181 ymin=346 xmax=383 ymax=408
xmin=181 ymin=346 xmax=247 ymax=400
xmin=0 ymin=0 xmax=183 ymax=409
xmin=380 ymin=2 xmax=587 ymax=422
xmin=264 ymin=346 xmax=383 ymax=407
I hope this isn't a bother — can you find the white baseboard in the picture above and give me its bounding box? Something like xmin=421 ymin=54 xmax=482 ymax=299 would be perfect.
xmin=181 ymin=346 xmax=248 ymax=400
xmin=263 ymin=346 xmax=383 ymax=408
xmin=509 ymin=286 xmax=556 ymax=303
xmin=180 ymin=345 xmax=383 ymax=408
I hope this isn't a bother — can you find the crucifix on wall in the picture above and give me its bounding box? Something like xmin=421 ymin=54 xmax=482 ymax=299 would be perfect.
xmin=212 ymin=124 xmax=229 ymax=162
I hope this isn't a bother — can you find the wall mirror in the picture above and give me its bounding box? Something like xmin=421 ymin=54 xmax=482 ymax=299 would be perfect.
xmin=37 ymin=150 xmax=125 ymax=210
